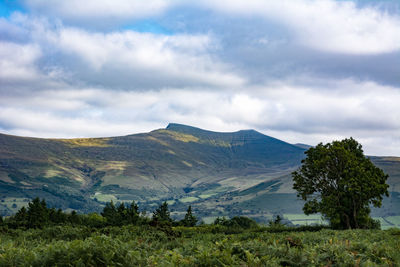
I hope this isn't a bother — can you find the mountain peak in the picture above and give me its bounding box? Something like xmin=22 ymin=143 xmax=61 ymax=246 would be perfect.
xmin=166 ymin=123 xmax=202 ymax=132
xmin=166 ymin=123 xmax=261 ymax=136
xmin=165 ymin=123 xmax=229 ymax=136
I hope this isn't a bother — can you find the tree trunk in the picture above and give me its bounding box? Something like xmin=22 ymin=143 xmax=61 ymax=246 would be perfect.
xmin=353 ymin=198 xmax=359 ymax=229
xmin=343 ymin=213 xmax=351 ymax=229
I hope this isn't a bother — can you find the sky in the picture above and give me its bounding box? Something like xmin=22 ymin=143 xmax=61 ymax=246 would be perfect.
xmin=0 ymin=0 xmax=399 ymax=156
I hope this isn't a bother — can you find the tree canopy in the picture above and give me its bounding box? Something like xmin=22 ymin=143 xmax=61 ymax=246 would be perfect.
xmin=151 ymin=201 xmax=172 ymax=225
xmin=180 ymin=205 xmax=197 ymax=227
xmin=292 ymin=138 xmax=389 ymax=229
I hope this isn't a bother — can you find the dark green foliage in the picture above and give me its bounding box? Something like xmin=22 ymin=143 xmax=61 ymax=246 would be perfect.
xmin=6 ymin=198 xmax=91 ymax=228
xmin=292 ymin=138 xmax=389 ymax=229
xmin=180 ymin=205 xmax=198 ymax=226
xmin=101 ymin=200 xmax=141 ymax=226
xmin=48 ymin=208 xmax=67 ymax=225
xmin=81 ymin=213 xmax=106 ymax=228
xmin=27 ymin=197 xmax=49 ymax=228
xmin=101 ymin=200 xmax=120 ymax=226
xmin=268 ymin=215 xmax=285 ymax=228
xmin=214 ymin=216 xmax=258 ymax=229
xmin=151 ymin=201 xmax=172 ymax=225
xmin=69 ymin=210 xmax=80 ymax=224
xmin=0 ymin=225 xmax=398 ymax=266
xmin=13 ymin=206 xmax=28 ymax=227
xmin=127 ymin=201 xmax=140 ymax=223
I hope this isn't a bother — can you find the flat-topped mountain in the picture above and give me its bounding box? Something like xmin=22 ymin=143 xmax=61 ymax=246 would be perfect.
xmin=0 ymin=124 xmax=399 ymax=225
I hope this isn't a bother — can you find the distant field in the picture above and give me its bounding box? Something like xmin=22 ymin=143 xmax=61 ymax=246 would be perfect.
xmin=179 ymin=197 xmax=199 ymax=203
xmin=166 ymin=200 xmax=176 ymax=205
xmin=284 ymin=213 xmax=327 ymax=226
xmin=198 ymin=193 xmax=216 ymax=199
xmin=374 ymin=217 xmax=393 ymax=230
xmin=283 ymin=214 xmax=399 ymax=230
xmin=201 ymin=216 xmax=219 ymax=224
xmin=91 ymin=193 xmax=117 ymax=203
xmin=386 ymin=216 xmax=400 ymax=227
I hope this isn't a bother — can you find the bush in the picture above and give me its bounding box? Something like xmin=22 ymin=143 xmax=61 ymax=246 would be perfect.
xmin=213 ymin=216 xmax=258 ymax=229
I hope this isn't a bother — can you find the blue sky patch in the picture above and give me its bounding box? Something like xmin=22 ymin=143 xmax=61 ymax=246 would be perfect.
xmin=123 ymin=20 xmax=172 ymax=35
xmin=0 ymin=0 xmax=25 ymax=18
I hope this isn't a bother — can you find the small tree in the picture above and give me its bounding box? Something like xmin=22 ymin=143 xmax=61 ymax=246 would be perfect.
xmin=14 ymin=206 xmax=28 ymax=227
xmin=152 ymin=201 xmax=172 ymax=224
xmin=101 ymin=201 xmax=121 ymax=226
xmin=269 ymin=215 xmax=283 ymax=227
xmin=69 ymin=210 xmax=80 ymax=225
xmin=27 ymin=197 xmax=49 ymax=228
xmin=292 ymin=138 xmax=389 ymax=229
xmin=126 ymin=201 xmax=140 ymax=224
xmin=181 ymin=205 xmax=197 ymax=226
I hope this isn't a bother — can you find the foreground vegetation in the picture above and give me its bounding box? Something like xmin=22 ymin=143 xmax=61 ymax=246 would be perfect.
xmin=0 ymin=224 xmax=399 ymax=266
xmin=1 ymin=198 xmax=399 ymax=266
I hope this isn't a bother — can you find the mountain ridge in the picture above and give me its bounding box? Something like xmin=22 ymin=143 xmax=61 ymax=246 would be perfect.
xmin=0 ymin=123 xmax=399 ymax=225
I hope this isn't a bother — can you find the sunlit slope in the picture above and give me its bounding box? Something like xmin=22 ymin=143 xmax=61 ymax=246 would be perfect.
xmin=0 ymin=123 xmax=399 ymax=220
xmin=0 ymin=123 xmax=305 ymax=214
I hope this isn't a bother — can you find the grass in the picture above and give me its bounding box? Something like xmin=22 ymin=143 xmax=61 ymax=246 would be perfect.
xmin=373 ymin=217 xmax=393 ymax=230
xmin=57 ymin=138 xmax=111 ymax=147
xmin=166 ymin=200 xmax=176 ymax=205
xmin=284 ymin=214 xmax=323 ymax=220
xmin=201 ymin=216 xmax=220 ymax=224
xmin=284 ymin=213 xmax=327 ymax=225
xmin=0 ymin=225 xmax=399 ymax=266
xmin=386 ymin=216 xmax=400 ymax=227
xmin=198 ymin=193 xmax=217 ymax=199
xmin=179 ymin=197 xmax=199 ymax=203
xmin=157 ymin=129 xmax=200 ymax=143
xmin=91 ymin=193 xmax=118 ymax=203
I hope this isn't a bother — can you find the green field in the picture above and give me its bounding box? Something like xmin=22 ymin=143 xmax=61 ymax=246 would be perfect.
xmin=385 ymin=216 xmax=400 ymax=227
xmin=284 ymin=214 xmax=327 ymax=227
xmin=91 ymin=193 xmax=118 ymax=203
xmin=283 ymin=214 xmax=400 ymax=230
xmin=0 ymin=225 xmax=399 ymax=266
xmin=179 ymin=196 xmax=199 ymax=203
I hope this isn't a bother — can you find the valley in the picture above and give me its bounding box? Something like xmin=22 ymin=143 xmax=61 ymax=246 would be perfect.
xmin=1 ymin=123 xmax=399 ymax=227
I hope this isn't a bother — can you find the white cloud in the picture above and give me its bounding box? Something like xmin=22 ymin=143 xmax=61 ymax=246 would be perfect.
xmin=1 ymin=78 xmax=400 ymax=155
xmin=51 ymin=28 xmax=244 ymax=88
xmin=1 ymin=3 xmax=400 ymax=157
xmin=0 ymin=14 xmax=245 ymax=92
xmin=199 ymin=0 xmax=400 ymax=54
xmin=0 ymin=42 xmax=41 ymax=82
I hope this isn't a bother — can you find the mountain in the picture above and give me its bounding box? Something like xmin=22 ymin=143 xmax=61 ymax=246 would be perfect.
xmin=293 ymin=143 xmax=313 ymax=150
xmin=0 ymin=123 xmax=399 ymax=226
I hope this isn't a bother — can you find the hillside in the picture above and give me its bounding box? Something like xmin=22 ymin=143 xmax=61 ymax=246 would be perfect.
xmin=0 ymin=123 xmax=399 ymax=226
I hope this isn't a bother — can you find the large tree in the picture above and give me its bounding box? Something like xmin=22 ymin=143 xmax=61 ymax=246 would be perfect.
xmin=292 ymin=138 xmax=389 ymax=229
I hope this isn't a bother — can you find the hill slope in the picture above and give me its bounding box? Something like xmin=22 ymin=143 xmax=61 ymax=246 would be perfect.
xmin=0 ymin=123 xmax=399 ymax=225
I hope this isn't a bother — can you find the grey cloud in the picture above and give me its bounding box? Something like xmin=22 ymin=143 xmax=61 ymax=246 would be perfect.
xmin=1 ymin=79 xmax=400 ymax=156
xmin=1 ymin=1 xmax=400 ymax=156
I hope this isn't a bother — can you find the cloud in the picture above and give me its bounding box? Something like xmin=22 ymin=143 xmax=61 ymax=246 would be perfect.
xmin=1 ymin=2 xmax=400 ymax=156
xmin=0 ymin=14 xmax=245 ymax=93
xmin=1 ymin=78 xmax=400 ymax=155
xmin=199 ymin=0 xmax=400 ymax=54
xmin=0 ymin=42 xmax=40 ymax=82
xmin=51 ymin=28 xmax=244 ymax=89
